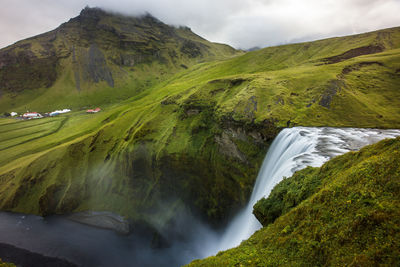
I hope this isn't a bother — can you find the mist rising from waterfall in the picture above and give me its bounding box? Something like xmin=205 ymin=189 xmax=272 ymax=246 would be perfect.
xmin=0 ymin=127 xmax=399 ymax=266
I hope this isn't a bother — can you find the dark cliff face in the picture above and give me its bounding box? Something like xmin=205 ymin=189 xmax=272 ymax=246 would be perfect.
xmin=0 ymin=40 xmax=58 ymax=94
xmin=192 ymin=137 xmax=400 ymax=266
xmin=0 ymin=103 xmax=279 ymax=229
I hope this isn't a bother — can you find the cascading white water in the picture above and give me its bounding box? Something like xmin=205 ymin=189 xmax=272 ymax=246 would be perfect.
xmin=217 ymin=127 xmax=400 ymax=252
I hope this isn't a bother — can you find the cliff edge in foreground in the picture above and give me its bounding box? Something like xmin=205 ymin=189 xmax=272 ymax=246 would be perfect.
xmin=189 ymin=136 xmax=400 ymax=266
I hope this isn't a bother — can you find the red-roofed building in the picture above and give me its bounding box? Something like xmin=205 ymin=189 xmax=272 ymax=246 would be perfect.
xmin=86 ymin=108 xmax=101 ymax=113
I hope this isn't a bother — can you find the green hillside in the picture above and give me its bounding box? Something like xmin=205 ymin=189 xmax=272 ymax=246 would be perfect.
xmin=0 ymin=15 xmax=399 ymax=237
xmin=188 ymin=136 xmax=400 ymax=266
xmin=0 ymin=7 xmax=238 ymax=114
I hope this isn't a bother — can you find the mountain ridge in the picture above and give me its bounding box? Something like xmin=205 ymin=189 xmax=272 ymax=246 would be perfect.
xmin=0 ymin=7 xmax=238 ymax=113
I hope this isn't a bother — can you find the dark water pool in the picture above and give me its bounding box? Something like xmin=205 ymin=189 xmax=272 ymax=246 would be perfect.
xmin=0 ymin=212 xmax=217 ymax=267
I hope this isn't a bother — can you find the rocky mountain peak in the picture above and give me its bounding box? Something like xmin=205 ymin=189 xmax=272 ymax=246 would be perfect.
xmin=79 ymin=6 xmax=107 ymax=18
xmin=79 ymin=6 xmax=106 ymax=17
xmin=72 ymin=6 xmax=161 ymax=28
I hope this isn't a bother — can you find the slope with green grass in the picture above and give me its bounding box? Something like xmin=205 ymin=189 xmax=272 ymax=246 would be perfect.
xmin=0 ymin=25 xmax=399 ymax=235
xmin=189 ymin=136 xmax=400 ymax=266
xmin=0 ymin=7 xmax=238 ymax=114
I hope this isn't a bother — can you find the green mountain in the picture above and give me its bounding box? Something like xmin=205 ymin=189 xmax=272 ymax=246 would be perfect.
xmin=189 ymin=136 xmax=400 ymax=266
xmin=0 ymin=7 xmax=237 ymax=113
xmin=0 ymin=7 xmax=399 ymax=239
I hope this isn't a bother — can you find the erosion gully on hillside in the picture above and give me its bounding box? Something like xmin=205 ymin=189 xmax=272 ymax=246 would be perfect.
xmin=0 ymin=127 xmax=398 ymax=267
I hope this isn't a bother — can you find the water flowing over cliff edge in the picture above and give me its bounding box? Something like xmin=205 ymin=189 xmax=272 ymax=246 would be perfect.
xmin=1 ymin=127 xmax=399 ymax=266
xmin=216 ymin=127 xmax=400 ymax=253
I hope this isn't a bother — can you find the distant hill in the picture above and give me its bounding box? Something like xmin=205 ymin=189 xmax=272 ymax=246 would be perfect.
xmin=0 ymin=7 xmax=238 ymax=113
xmin=245 ymin=46 xmax=261 ymax=51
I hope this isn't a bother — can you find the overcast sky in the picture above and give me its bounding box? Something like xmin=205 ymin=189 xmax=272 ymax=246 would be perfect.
xmin=1 ymin=0 xmax=400 ymax=49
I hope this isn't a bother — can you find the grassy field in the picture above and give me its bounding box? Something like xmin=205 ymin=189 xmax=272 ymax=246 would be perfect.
xmin=0 ymin=26 xmax=399 ymax=231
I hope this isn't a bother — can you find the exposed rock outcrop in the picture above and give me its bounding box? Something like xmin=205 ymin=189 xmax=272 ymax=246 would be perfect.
xmin=322 ymin=44 xmax=384 ymax=64
xmin=67 ymin=211 xmax=129 ymax=234
xmin=319 ymin=79 xmax=345 ymax=108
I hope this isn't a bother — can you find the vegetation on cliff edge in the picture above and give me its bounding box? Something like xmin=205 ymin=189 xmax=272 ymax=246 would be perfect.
xmin=188 ymin=136 xmax=400 ymax=266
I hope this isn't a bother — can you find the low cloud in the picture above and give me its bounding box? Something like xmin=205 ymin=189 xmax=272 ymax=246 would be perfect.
xmin=1 ymin=0 xmax=399 ymax=49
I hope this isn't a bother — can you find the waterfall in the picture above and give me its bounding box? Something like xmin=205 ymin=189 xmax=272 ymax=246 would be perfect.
xmin=216 ymin=127 xmax=400 ymax=252
xmin=1 ymin=127 xmax=399 ymax=266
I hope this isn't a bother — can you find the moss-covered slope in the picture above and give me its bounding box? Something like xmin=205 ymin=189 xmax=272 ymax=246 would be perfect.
xmin=0 ymin=25 xmax=399 ymax=233
xmin=152 ymin=26 xmax=400 ymax=128
xmin=0 ymin=7 xmax=238 ymax=113
xmin=189 ymin=136 xmax=400 ymax=266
